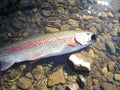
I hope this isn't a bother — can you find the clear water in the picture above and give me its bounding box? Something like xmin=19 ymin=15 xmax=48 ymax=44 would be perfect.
xmin=0 ymin=0 xmax=120 ymax=90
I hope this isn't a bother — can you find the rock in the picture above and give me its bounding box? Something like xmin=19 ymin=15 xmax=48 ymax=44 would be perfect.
xmin=100 ymin=83 xmax=116 ymax=90
xmin=88 ymin=49 xmax=95 ymax=58
xmin=17 ymin=77 xmax=32 ymax=89
xmin=107 ymin=61 xmax=116 ymax=71
xmin=25 ymin=72 xmax=33 ymax=79
xmin=45 ymin=26 xmax=59 ymax=33
xmin=60 ymin=24 xmax=70 ymax=31
xmin=41 ymin=2 xmax=51 ymax=8
xmin=68 ymin=52 xmax=93 ymax=71
xmin=23 ymin=32 xmax=29 ymax=37
xmin=104 ymin=72 xmax=113 ymax=82
xmin=66 ymin=83 xmax=80 ymax=90
xmin=107 ymin=12 xmax=114 ymax=18
xmin=105 ymin=40 xmax=116 ymax=54
xmin=93 ymin=79 xmax=99 ymax=85
xmin=69 ymin=0 xmax=75 ymax=5
xmin=83 ymin=15 xmax=93 ymax=20
xmin=68 ymin=19 xmax=79 ymax=27
xmin=101 ymin=67 xmax=108 ymax=74
xmin=36 ymin=65 xmax=44 ymax=74
xmin=77 ymin=75 xmax=86 ymax=86
xmin=48 ymin=68 xmax=65 ymax=87
xmin=89 ymin=26 xmax=97 ymax=33
xmin=57 ymin=7 xmax=65 ymax=13
xmin=42 ymin=10 xmax=51 ymax=17
xmin=114 ymin=74 xmax=120 ymax=81
xmin=99 ymin=12 xmax=108 ymax=20
xmin=52 ymin=85 xmax=65 ymax=90
xmin=9 ymin=69 xmax=20 ymax=80
xmin=20 ymin=64 xmax=26 ymax=71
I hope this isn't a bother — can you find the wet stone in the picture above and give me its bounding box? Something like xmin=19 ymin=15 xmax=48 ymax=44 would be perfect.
xmin=60 ymin=24 xmax=70 ymax=31
xmin=104 ymin=72 xmax=114 ymax=82
xmin=114 ymin=74 xmax=120 ymax=81
xmin=101 ymin=67 xmax=108 ymax=74
xmin=17 ymin=77 xmax=32 ymax=89
xmin=48 ymin=68 xmax=65 ymax=87
xmin=8 ymin=69 xmax=20 ymax=80
xmin=66 ymin=83 xmax=80 ymax=90
xmin=105 ymin=40 xmax=116 ymax=54
xmin=93 ymin=79 xmax=99 ymax=85
xmin=100 ymin=83 xmax=116 ymax=90
xmin=23 ymin=32 xmax=29 ymax=37
xmin=107 ymin=61 xmax=116 ymax=71
xmin=82 ymin=15 xmax=93 ymax=20
xmin=68 ymin=52 xmax=93 ymax=72
xmin=68 ymin=19 xmax=79 ymax=27
xmin=42 ymin=10 xmax=51 ymax=17
xmin=77 ymin=75 xmax=86 ymax=86
xmin=107 ymin=12 xmax=114 ymax=18
xmin=25 ymin=72 xmax=33 ymax=79
xmin=45 ymin=26 xmax=60 ymax=33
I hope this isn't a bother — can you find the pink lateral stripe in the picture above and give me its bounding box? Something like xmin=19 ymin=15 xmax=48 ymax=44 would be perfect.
xmin=5 ymin=36 xmax=69 ymax=53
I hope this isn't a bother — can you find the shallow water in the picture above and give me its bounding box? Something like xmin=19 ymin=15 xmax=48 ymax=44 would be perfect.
xmin=0 ymin=0 xmax=120 ymax=90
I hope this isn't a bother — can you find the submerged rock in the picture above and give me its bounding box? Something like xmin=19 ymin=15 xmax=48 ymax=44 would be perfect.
xmin=105 ymin=40 xmax=116 ymax=54
xmin=77 ymin=75 xmax=86 ymax=87
xmin=45 ymin=26 xmax=60 ymax=33
xmin=68 ymin=52 xmax=93 ymax=72
xmin=17 ymin=77 xmax=32 ymax=89
xmin=68 ymin=19 xmax=79 ymax=27
xmin=114 ymin=74 xmax=120 ymax=81
xmin=100 ymin=83 xmax=116 ymax=90
xmin=66 ymin=83 xmax=80 ymax=90
xmin=107 ymin=61 xmax=116 ymax=71
xmin=48 ymin=68 xmax=66 ymax=87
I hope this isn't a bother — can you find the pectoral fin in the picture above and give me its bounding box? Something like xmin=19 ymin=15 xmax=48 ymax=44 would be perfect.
xmin=0 ymin=60 xmax=15 ymax=71
xmin=67 ymin=42 xmax=77 ymax=47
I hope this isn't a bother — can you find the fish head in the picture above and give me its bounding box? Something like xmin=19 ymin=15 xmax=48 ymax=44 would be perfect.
xmin=75 ymin=32 xmax=96 ymax=46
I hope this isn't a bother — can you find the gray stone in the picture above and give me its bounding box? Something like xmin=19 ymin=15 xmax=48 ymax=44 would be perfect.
xmin=69 ymin=0 xmax=75 ymax=5
xmin=104 ymin=72 xmax=113 ymax=82
xmin=100 ymin=83 xmax=116 ymax=90
xmin=105 ymin=40 xmax=116 ymax=54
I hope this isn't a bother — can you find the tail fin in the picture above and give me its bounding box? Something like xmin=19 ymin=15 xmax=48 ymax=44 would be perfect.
xmin=0 ymin=59 xmax=15 ymax=71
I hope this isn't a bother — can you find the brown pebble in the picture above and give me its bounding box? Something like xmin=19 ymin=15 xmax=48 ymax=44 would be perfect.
xmin=101 ymin=67 xmax=108 ymax=74
xmin=45 ymin=26 xmax=59 ymax=32
xmin=23 ymin=32 xmax=29 ymax=37
xmin=108 ymin=61 xmax=116 ymax=71
xmin=93 ymin=79 xmax=99 ymax=85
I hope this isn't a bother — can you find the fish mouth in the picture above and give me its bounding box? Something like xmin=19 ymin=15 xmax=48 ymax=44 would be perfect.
xmin=91 ymin=34 xmax=96 ymax=41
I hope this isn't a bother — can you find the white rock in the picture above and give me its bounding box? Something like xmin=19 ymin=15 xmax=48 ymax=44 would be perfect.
xmin=68 ymin=52 xmax=93 ymax=71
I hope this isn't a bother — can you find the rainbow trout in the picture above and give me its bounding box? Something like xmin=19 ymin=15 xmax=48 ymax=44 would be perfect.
xmin=0 ymin=30 xmax=96 ymax=71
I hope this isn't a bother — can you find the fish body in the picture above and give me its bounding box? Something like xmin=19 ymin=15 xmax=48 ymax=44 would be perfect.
xmin=0 ymin=30 xmax=96 ymax=71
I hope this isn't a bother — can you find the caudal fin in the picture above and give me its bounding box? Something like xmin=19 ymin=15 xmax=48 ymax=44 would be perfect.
xmin=0 ymin=60 xmax=15 ymax=71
